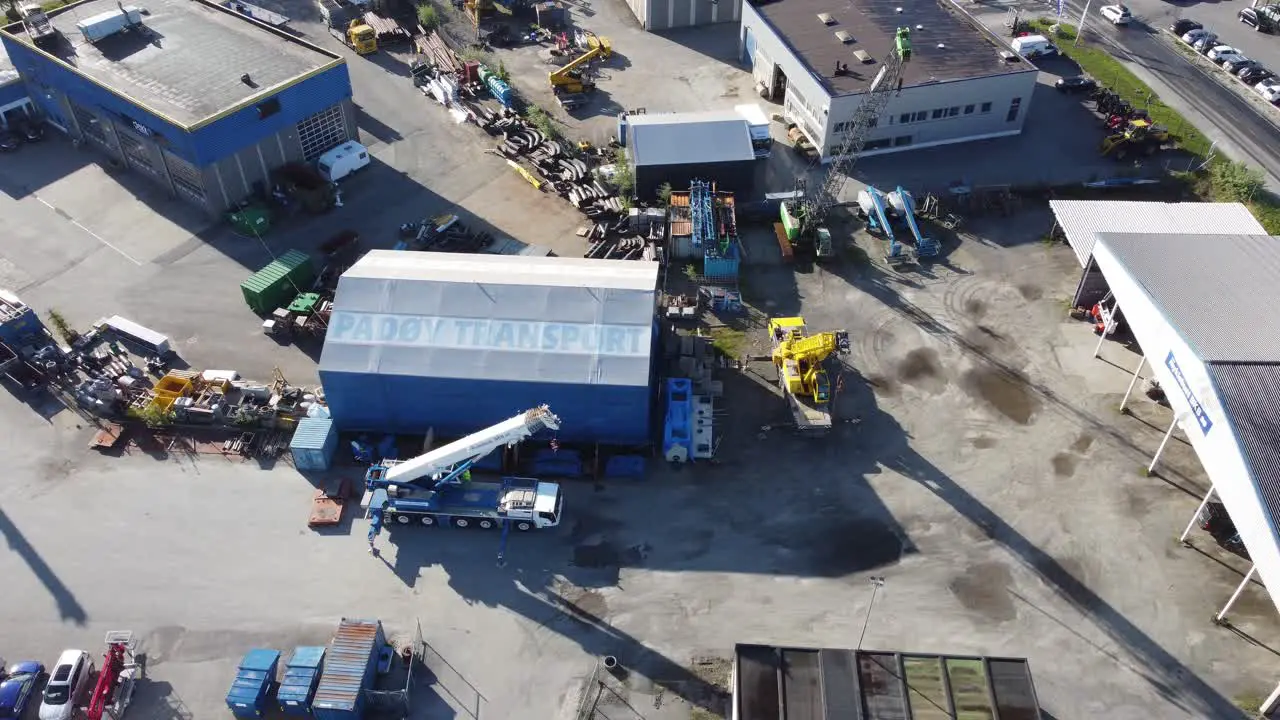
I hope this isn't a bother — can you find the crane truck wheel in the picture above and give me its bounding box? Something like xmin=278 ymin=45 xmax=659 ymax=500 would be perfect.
xmin=420 ymin=515 xmax=436 ymax=526
xmin=477 ymin=519 xmax=495 ymax=529
xmin=453 ymin=517 xmax=471 ymax=528
xmin=515 ymin=521 xmax=533 ymax=532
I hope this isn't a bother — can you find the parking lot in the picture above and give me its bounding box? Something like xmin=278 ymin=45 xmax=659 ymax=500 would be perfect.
xmin=1 ymin=0 xmax=1279 ymax=717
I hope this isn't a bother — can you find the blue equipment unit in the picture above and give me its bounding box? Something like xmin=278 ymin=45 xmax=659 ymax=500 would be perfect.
xmin=226 ymin=648 xmax=281 ymax=718
xmin=892 ymin=186 xmax=940 ymax=257
xmin=662 ymin=378 xmax=694 ymax=462
xmin=291 ymin=418 xmax=339 ymax=472
xmin=478 ymin=66 xmax=514 ymax=107
xmin=277 ymin=646 xmax=326 ymax=715
xmin=312 ymin=619 xmax=386 ymax=720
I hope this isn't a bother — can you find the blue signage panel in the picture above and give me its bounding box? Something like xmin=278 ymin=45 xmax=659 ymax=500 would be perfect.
xmin=1165 ymin=351 xmax=1213 ymax=435
xmin=328 ymin=312 xmax=648 ymax=357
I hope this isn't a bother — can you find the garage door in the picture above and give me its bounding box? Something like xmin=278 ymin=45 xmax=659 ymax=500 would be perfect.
xmin=70 ymin=102 xmax=110 ymax=150
xmin=297 ymin=104 xmax=348 ymax=161
xmin=163 ymin=149 xmax=207 ymax=205
xmin=114 ymin=123 xmax=163 ymax=179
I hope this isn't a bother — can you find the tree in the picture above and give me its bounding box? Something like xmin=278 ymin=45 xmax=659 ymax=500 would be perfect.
xmin=611 ymin=147 xmax=634 ymax=197
xmin=657 ymin=181 xmax=673 ymax=206
xmin=416 ymin=3 xmax=439 ymax=31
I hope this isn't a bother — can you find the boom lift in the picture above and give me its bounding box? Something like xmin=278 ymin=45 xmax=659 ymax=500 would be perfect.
xmin=87 ymin=632 xmax=145 ymax=720
xmin=858 ymin=186 xmax=913 ymax=264
xmin=888 ymin=186 xmax=940 ymax=258
xmin=768 ymin=317 xmax=851 ymax=434
xmin=548 ymin=39 xmax=612 ymax=107
xmin=780 ymin=27 xmax=912 ymax=259
xmin=365 ymin=406 xmax=564 ymax=535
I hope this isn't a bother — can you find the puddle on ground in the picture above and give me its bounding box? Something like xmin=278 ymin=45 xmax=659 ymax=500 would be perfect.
xmin=896 ymin=348 xmax=947 ymax=393
xmin=866 ymin=374 xmax=900 ymax=398
xmin=1018 ymin=284 xmax=1044 ymax=301
xmin=961 ymin=367 xmax=1042 ymax=425
xmin=949 ymin=561 xmax=1016 ymax=622
xmin=1052 ymin=453 xmax=1078 ymax=477
xmin=963 ymin=298 xmax=987 ymax=319
xmin=970 ymin=436 xmax=997 ymax=449
xmin=1071 ymin=434 xmax=1095 ymax=454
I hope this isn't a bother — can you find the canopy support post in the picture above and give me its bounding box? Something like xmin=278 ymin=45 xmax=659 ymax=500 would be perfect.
xmin=1119 ymin=354 xmax=1146 ymax=413
xmin=1214 ymin=564 xmax=1257 ymax=625
xmin=1148 ymin=414 xmax=1180 ymax=475
xmin=1180 ymin=486 xmax=1215 ymax=546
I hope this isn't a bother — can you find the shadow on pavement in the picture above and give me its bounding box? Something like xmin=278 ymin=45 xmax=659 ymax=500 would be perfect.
xmin=0 ymin=507 xmax=89 ymax=626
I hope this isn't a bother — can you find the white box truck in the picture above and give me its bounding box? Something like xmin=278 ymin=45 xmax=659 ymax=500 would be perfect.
xmin=76 ymin=5 xmax=143 ymax=43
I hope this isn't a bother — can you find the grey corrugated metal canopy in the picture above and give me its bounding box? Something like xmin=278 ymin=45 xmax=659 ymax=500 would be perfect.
xmin=1087 ymin=231 xmax=1280 ymax=715
xmin=1048 ymin=200 xmax=1266 ymax=267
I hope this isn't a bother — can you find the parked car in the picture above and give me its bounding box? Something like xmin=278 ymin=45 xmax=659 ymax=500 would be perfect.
xmin=1230 ymin=59 xmax=1264 ymax=76
xmin=0 ymin=132 xmax=20 ymax=153
xmin=0 ymin=660 xmax=46 ymax=720
xmin=1239 ymin=66 xmax=1274 ymax=85
xmin=1055 ymin=75 xmax=1098 ymax=93
xmin=1191 ymin=34 xmax=1220 ymax=52
xmin=12 ymin=118 xmax=43 ymax=143
xmin=1208 ymin=45 xmax=1242 ymax=62
xmin=1100 ymin=4 xmax=1132 ymax=25
xmin=1239 ymin=5 xmax=1280 ymax=32
xmin=1183 ymin=28 xmax=1215 ymax=44
xmin=1171 ymin=18 xmax=1202 ymax=35
xmin=1256 ymin=78 xmax=1280 ymax=102
xmin=1223 ymin=55 xmax=1255 ymax=73
xmin=38 ymin=650 xmax=93 ymax=720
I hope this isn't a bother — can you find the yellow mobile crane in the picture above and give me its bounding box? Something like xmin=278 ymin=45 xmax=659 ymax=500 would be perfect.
xmin=768 ymin=317 xmax=851 ymax=433
xmin=548 ymin=37 xmax=612 ymax=107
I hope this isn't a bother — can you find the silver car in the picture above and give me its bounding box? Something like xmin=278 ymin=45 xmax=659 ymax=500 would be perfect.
xmin=38 ymin=650 xmax=93 ymax=720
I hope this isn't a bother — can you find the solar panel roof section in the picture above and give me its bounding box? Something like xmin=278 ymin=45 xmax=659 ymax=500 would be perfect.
xmin=751 ymin=0 xmax=1026 ymax=95
xmin=1094 ymin=233 xmax=1280 ymax=363
xmin=1207 ymin=362 xmax=1280 ymax=547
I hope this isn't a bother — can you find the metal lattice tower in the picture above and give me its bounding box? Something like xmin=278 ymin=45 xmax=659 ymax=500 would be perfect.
xmin=802 ymin=33 xmax=910 ymax=229
xmin=690 ymin=180 xmax=715 ymax=251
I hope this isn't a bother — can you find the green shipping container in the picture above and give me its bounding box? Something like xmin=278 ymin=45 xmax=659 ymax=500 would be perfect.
xmin=241 ymin=250 xmax=315 ymax=315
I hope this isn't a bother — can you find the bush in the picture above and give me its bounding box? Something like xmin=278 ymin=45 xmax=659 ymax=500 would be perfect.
xmin=416 ymin=3 xmax=439 ymax=31
xmin=611 ymin=147 xmax=634 ymax=196
xmin=496 ymin=60 xmax=510 ymax=82
xmin=523 ymin=105 xmax=558 ymax=139
xmin=46 ymin=308 xmax=78 ymax=344
xmin=1210 ymin=160 xmax=1264 ymax=204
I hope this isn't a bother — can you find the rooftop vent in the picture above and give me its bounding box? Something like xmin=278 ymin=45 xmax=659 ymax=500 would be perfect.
xmin=895 ymin=6 xmax=903 ymax=12
xmin=936 ymin=42 xmax=946 ymax=48
xmin=853 ymin=49 xmax=873 ymax=63
xmin=835 ymin=29 xmax=852 ymax=43
xmin=1000 ymin=49 xmax=1018 ymax=62
xmin=818 ymin=12 xmax=834 ymax=24
xmin=915 ymin=23 xmax=923 ymax=29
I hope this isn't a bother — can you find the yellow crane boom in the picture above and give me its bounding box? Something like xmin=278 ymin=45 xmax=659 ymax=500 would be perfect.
xmin=549 ymin=41 xmax=611 ymax=92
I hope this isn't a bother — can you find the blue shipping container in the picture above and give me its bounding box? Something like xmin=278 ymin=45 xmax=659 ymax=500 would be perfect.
xmin=226 ymin=649 xmax=281 ymax=719
xmin=278 ymin=646 xmax=327 ymax=715
xmin=291 ymin=417 xmax=339 ymax=472
xmin=312 ymin=618 xmax=385 ymax=720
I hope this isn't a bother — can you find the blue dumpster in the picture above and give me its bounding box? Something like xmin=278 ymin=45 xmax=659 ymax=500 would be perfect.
xmin=278 ymin=646 xmax=326 ymax=715
xmin=226 ymin=648 xmax=281 ymax=718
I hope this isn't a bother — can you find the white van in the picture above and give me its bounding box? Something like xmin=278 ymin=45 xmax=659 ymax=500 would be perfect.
xmin=1010 ymin=34 xmax=1059 ymax=58
xmin=316 ymin=141 xmax=370 ymax=183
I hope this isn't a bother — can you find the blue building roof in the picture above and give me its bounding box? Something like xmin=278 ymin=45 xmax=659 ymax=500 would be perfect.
xmin=2 ymin=0 xmax=341 ymax=127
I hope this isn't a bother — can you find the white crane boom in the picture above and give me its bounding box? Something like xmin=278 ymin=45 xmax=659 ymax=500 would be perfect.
xmin=383 ymin=405 xmax=560 ymax=486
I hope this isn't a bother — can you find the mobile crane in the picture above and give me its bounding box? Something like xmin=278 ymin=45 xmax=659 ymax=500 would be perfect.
xmin=87 ymin=632 xmax=145 ymax=720
xmin=549 ymin=38 xmax=612 ymax=108
xmin=780 ymin=27 xmax=912 ymax=260
xmin=768 ymin=317 xmax=851 ymax=434
xmin=366 ymin=405 xmax=564 ymax=533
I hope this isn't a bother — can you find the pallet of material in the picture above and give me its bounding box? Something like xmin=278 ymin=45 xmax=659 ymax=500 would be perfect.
xmin=89 ymin=422 xmax=125 ymax=450
xmin=773 ymin=222 xmax=794 ymax=263
xmin=363 ymin=11 xmax=407 ymax=40
xmin=309 ymin=478 xmax=350 ymax=527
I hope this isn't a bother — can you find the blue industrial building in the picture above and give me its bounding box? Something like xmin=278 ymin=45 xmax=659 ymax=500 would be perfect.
xmin=0 ymin=0 xmax=356 ymax=215
xmin=319 ymin=251 xmax=660 ymax=446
